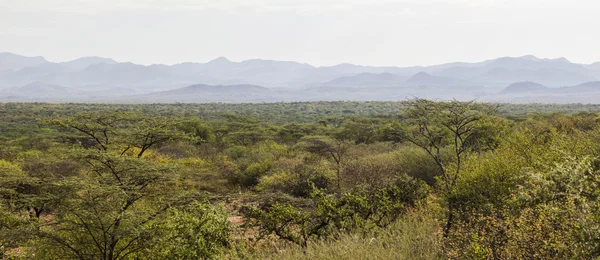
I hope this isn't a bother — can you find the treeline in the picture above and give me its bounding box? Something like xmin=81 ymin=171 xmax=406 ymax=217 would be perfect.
xmin=1 ymin=100 xmax=600 ymax=259
xmin=3 ymin=101 xmax=600 ymax=124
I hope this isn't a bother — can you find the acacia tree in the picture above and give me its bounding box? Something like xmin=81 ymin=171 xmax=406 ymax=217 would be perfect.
xmin=29 ymin=112 xmax=227 ymax=260
xmin=296 ymin=136 xmax=349 ymax=191
xmin=403 ymin=99 xmax=494 ymax=235
xmin=336 ymin=117 xmax=382 ymax=144
xmin=0 ymin=153 xmax=80 ymax=222
xmin=0 ymin=161 xmax=31 ymax=257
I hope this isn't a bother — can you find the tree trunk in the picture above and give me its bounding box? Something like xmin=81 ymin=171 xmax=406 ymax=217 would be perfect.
xmin=336 ymin=162 xmax=341 ymax=191
xmin=443 ymin=201 xmax=454 ymax=238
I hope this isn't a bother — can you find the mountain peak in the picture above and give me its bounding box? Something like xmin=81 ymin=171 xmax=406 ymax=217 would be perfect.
xmin=552 ymin=57 xmax=570 ymax=63
xmin=518 ymin=55 xmax=540 ymax=61
xmin=501 ymin=81 xmax=548 ymax=94
xmin=70 ymin=56 xmax=117 ymax=63
xmin=406 ymin=71 xmax=474 ymax=87
xmin=62 ymin=56 xmax=118 ymax=70
xmin=0 ymin=52 xmax=47 ymax=61
xmin=0 ymin=52 xmax=16 ymax=57
xmin=0 ymin=52 xmax=49 ymax=71
xmin=208 ymin=56 xmax=231 ymax=64
xmin=409 ymin=71 xmax=431 ymax=79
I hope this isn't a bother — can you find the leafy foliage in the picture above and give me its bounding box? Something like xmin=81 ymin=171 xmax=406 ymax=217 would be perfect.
xmin=2 ymin=101 xmax=600 ymax=259
xmin=243 ymin=175 xmax=428 ymax=247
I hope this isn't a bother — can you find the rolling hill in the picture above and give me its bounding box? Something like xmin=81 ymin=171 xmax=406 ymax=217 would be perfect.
xmin=501 ymin=81 xmax=549 ymax=94
xmin=560 ymin=81 xmax=600 ymax=93
xmin=138 ymin=84 xmax=274 ymax=102
xmin=323 ymin=73 xmax=406 ymax=87
xmin=405 ymin=72 xmax=474 ymax=87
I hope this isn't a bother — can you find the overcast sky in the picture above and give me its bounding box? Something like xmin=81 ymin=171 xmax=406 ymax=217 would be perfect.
xmin=1 ymin=0 xmax=599 ymax=67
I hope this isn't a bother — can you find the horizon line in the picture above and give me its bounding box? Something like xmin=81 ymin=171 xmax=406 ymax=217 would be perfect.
xmin=2 ymin=51 xmax=597 ymax=69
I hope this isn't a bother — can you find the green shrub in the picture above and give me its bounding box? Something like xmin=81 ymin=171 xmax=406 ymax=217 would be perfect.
xmin=396 ymin=147 xmax=444 ymax=185
xmin=244 ymin=174 xmax=429 ymax=247
xmin=257 ymin=165 xmax=332 ymax=197
xmin=234 ymin=206 xmax=443 ymax=260
xmin=238 ymin=161 xmax=273 ymax=188
xmin=146 ymin=202 xmax=231 ymax=259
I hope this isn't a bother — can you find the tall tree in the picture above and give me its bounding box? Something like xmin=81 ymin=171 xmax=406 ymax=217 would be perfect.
xmin=30 ymin=112 xmax=221 ymax=259
xmin=403 ymin=99 xmax=494 ymax=235
xmin=297 ymin=136 xmax=349 ymax=191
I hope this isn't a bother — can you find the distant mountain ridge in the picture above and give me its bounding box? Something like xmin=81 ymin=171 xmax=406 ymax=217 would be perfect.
xmin=157 ymin=84 xmax=270 ymax=95
xmin=61 ymin=57 xmax=118 ymax=70
xmin=0 ymin=52 xmax=48 ymax=71
xmin=500 ymin=80 xmax=600 ymax=95
xmin=138 ymin=84 xmax=274 ymax=102
xmin=322 ymin=72 xmax=406 ymax=87
xmin=405 ymin=72 xmax=474 ymax=87
xmin=2 ymin=52 xmax=600 ymax=103
xmin=561 ymin=81 xmax=600 ymax=93
xmin=501 ymin=81 xmax=549 ymax=94
xmin=1 ymin=52 xmax=598 ymax=90
xmin=14 ymin=82 xmax=70 ymax=93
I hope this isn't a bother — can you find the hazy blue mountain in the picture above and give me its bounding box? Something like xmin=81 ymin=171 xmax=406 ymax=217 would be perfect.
xmin=157 ymin=84 xmax=270 ymax=95
xmin=501 ymin=81 xmax=549 ymax=94
xmin=2 ymin=52 xmax=596 ymax=90
xmin=0 ymin=52 xmax=48 ymax=71
xmin=485 ymin=80 xmax=600 ymax=104
xmin=207 ymin=58 xmax=315 ymax=86
xmin=136 ymin=83 xmax=275 ymax=102
xmin=0 ymin=82 xmax=74 ymax=101
xmin=483 ymin=67 xmax=594 ymax=86
xmin=1 ymin=63 xmax=75 ymax=86
xmin=587 ymin=62 xmax=600 ymax=71
xmin=405 ymin=72 xmax=473 ymax=87
xmin=166 ymin=57 xmax=316 ymax=88
xmin=11 ymin=82 xmax=71 ymax=94
xmin=560 ymin=81 xmax=600 ymax=93
xmin=434 ymin=66 xmax=488 ymax=81
xmin=322 ymin=72 xmax=406 ymax=87
xmin=482 ymin=56 xmax=584 ymax=71
xmin=2 ymin=52 xmax=600 ymax=103
xmin=83 ymin=87 xmax=139 ymax=98
xmin=77 ymin=62 xmax=171 ymax=84
xmin=432 ymin=55 xmax=598 ymax=88
xmin=61 ymin=57 xmax=118 ymax=70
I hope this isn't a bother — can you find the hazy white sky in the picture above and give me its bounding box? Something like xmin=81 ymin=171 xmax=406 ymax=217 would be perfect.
xmin=1 ymin=0 xmax=599 ymax=66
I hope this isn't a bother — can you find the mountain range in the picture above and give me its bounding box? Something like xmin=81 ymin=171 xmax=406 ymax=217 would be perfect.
xmin=1 ymin=52 xmax=600 ymax=103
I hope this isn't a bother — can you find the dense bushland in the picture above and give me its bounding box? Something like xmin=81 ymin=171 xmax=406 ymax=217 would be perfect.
xmin=1 ymin=101 xmax=600 ymax=259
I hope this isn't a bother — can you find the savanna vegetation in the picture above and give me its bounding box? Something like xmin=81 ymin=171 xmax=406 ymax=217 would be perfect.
xmin=1 ymin=100 xmax=600 ymax=259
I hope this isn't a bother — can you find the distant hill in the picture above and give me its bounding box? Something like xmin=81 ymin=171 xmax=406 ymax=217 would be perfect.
xmin=0 ymin=82 xmax=73 ymax=100
xmin=405 ymin=72 xmax=473 ymax=87
xmin=77 ymin=62 xmax=171 ymax=84
xmin=2 ymin=51 xmax=600 ymax=103
xmin=587 ymin=62 xmax=600 ymax=71
xmin=560 ymin=81 xmax=600 ymax=93
xmin=139 ymin=84 xmax=274 ymax=102
xmin=501 ymin=81 xmax=549 ymax=94
xmin=13 ymin=82 xmax=70 ymax=93
xmin=160 ymin=84 xmax=270 ymax=95
xmin=323 ymin=73 xmax=405 ymax=87
xmin=61 ymin=57 xmax=118 ymax=70
xmin=433 ymin=55 xmax=597 ymax=88
xmin=482 ymin=56 xmax=585 ymax=71
xmin=0 ymin=52 xmax=48 ymax=71
xmin=2 ymin=52 xmax=598 ymax=90
xmin=482 ymin=67 xmax=594 ymax=87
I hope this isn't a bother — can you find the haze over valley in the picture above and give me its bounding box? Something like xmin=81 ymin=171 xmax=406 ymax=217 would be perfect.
xmin=1 ymin=52 xmax=600 ymax=103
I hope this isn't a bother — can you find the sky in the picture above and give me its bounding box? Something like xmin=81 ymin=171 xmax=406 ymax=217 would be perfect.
xmin=1 ymin=0 xmax=599 ymax=67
